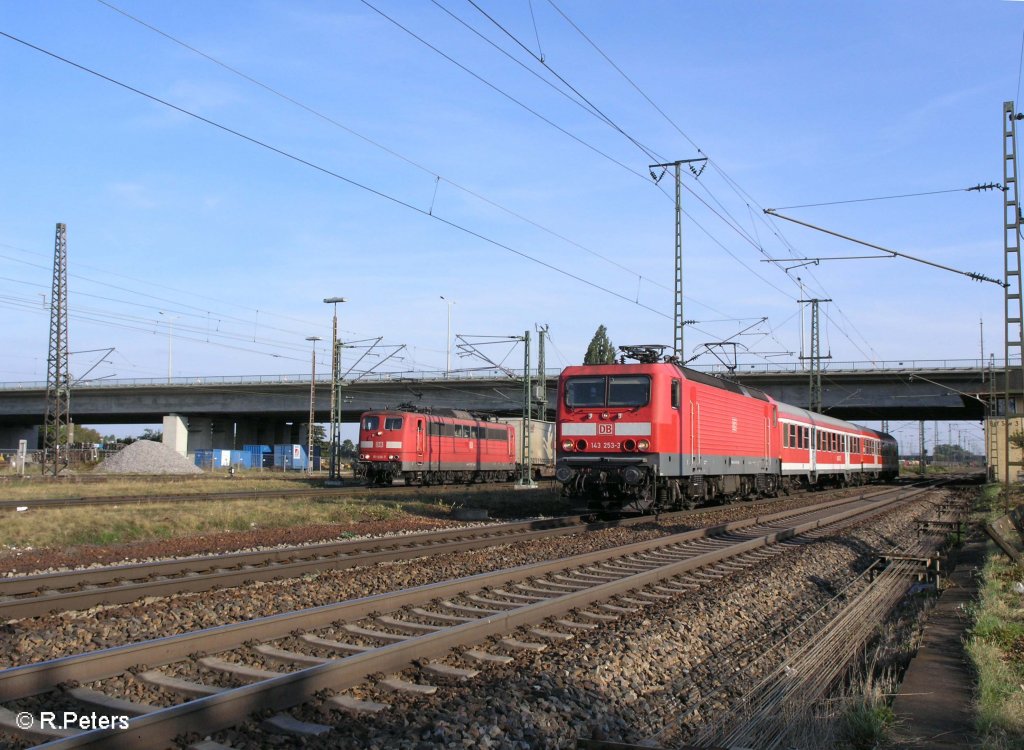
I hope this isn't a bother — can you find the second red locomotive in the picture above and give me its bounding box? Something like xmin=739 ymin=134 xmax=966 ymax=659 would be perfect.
xmin=556 ymin=348 xmax=898 ymax=512
xmin=357 ymin=409 xmax=552 ymax=485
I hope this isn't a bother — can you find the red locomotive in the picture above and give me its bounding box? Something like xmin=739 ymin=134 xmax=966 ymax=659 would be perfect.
xmin=556 ymin=347 xmax=898 ymax=511
xmin=357 ymin=409 xmax=528 ymax=485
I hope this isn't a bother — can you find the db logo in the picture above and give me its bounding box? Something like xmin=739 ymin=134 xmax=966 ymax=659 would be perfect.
xmin=598 ymin=424 xmax=613 ymax=435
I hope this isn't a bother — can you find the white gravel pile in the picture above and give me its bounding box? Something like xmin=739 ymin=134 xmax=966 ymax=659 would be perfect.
xmin=95 ymin=440 xmax=203 ymax=475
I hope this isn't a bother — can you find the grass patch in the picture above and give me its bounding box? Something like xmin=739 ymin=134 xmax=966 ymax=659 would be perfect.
xmin=838 ymin=670 xmax=898 ymax=750
xmin=0 ymin=496 xmax=431 ymax=550
xmin=0 ymin=472 xmax=325 ymax=501
xmin=966 ymin=487 xmax=1024 ymax=749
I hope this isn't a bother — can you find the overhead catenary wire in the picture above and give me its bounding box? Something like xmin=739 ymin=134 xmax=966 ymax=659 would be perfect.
xmin=542 ymin=0 xmax=884 ymax=361
xmin=6 ymin=2 xmax=937 ymax=372
xmin=366 ymin=0 xmax=808 ymax=324
xmin=95 ymin=0 xmax=678 ymax=299
xmin=58 ymin=0 xmax=831 ymax=362
xmin=771 ymin=184 xmax=1003 ymax=210
xmin=0 ymin=30 xmax=683 ymax=326
xmin=448 ymin=0 xmax=798 ymax=302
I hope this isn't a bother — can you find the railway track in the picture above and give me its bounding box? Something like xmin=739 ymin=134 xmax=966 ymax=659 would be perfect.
xmin=0 ymin=512 xmax=664 ymax=620
xmin=658 ymin=488 xmax=971 ymax=749
xmin=0 ymin=485 xmax=895 ymax=620
xmin=0 ymin=481 xmax=937 ymax=749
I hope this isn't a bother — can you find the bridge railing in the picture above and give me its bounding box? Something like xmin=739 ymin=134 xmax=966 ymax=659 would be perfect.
xmin=0 ymin=358 xmax=1007 ymax=390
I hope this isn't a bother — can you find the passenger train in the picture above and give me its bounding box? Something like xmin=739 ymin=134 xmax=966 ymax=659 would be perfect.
xmin=555 ymin=350 xmax=898 ymax=512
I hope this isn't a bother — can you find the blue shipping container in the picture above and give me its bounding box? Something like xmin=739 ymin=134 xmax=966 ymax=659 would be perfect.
xmin=273 ymin=444 xmax=308 ymax=470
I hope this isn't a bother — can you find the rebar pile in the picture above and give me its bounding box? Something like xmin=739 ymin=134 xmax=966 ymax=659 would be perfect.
xmin=650 ymin=506 xmax=959 ymax=749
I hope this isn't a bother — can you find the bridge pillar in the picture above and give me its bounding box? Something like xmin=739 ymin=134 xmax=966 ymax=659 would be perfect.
xmin=234 ymin=419 xmax=260 ymax=447
xmin=162 ymin=415 xmax=187 ymax=455
xmin=298 ymin=423 xmax=311 ymax=450
xmin=271 ymin=422 xmax=295 ymax=445
xmin=0 ymin=424 xmax=38 ymax=451
xmin=211 ymin=418 xmax=232 ymax=450
xmin=186 ymin=417 xmax=213 ymax=453
xmin=231 ymin=420 xmax=296 ymax=447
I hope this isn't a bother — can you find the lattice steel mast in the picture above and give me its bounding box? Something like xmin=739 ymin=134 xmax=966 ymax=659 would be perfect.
xmin=519 ymin=329 xmax=535 ymax=487
xmin=43 ymin=222 xmax=71 ymax=475
xmin=536 ymin=324 xmax=548 ymax=420
xmin=799 ymin=298 xmax=831 ymax=413
xmin=649 ymin=157 xmax=706 ymax=359
xmin=1003 ymin=101 xmax=1023 ymax=501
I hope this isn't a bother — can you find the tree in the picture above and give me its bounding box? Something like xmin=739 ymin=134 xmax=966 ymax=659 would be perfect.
xmin=339 ymin=438 xmax=356 ymax=458
xmin=41 ymin=424 xmax=103 ymax=447
xmin=311 ymin=424 xmax=327 ymax=451
xmin=72 ymin=426 xmax=103 ymax=446
xmin=139 ymin=428 xmax=163 ymax=442
xmin=584 ymin=325 xmax=617 ymax=364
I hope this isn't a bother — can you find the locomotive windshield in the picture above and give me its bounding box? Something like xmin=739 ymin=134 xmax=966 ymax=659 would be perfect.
xmin=608 ymin=376 xmax=650 ymax=406
xmin=565 ymin=377 xmax=605 ymax=407
xmin=384 ymin=417 xmax=404 ymax=430
xmin=564 ymin=375 xmax=650 ymax=407
xmin=362 ymin=415 xmax=380 ymax=430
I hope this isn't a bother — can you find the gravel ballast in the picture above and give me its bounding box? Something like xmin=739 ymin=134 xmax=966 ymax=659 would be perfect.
xmin=95 ymin=440 xmax=203 ymax=475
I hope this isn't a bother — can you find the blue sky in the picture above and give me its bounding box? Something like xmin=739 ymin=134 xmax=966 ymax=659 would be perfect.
xmin=1 ymin=1 xmax=1019 ymax=450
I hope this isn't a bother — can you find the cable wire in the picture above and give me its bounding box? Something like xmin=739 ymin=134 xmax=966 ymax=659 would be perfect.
xmin=0 ymin=30 xmax=679 ymax=323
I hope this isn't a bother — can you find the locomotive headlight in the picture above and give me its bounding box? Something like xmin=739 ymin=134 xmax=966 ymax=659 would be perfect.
xmin=601 ymin=411 xmax=610 ymax=420
xmin=561 ymin=439 xmax=574 ymax=451
xmin=623 ymin=439 xmax=637 ymax=452
xmin=575 ymin=439 xmax=588 ymax=451
xmin=637 ymin=439 xmax=650 ymax=451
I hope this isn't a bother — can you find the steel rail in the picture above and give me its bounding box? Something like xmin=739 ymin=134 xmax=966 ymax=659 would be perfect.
xmin=0 ymin=511 xmax=673 ymax=618
xmin=0 ymin=485 xmax=897 ymax=618
xmin=8 ymin=486 xmax=933 ymax=749
xmin=0 ymin=489 xmax=911 ymax=703
xmin=656 ymin=492 xmax=964 ymax=748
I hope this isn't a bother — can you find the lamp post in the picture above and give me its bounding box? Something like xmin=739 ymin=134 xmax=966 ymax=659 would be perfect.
xmin=440 ymin=296 xmax=455 ymax=377
xmin=158 ymin=311 xmax=180 ymax=384
xmin=323 ymin=297 xmax=346 ymax=481
xmin=305 ymin=335 xmax=321 ymax=476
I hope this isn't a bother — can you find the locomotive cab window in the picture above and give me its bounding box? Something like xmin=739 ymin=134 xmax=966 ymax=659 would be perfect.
xmin=564 ymin=375 xmax=651 ymax=407
xmin=671 ymin=379 xmax=680 ymax=409
xmin=384 ymin=417 xmax=404 ymax=430
xmin=608 ymin=376 xmax=650 ymax=407
xmin=565 ymin=377 xmax=606 ymax=407
xmin=362 ymin=416 xmax=380 ymax=430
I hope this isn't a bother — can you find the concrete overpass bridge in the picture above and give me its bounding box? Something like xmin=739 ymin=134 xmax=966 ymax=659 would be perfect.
xmin=0 ymin=358 xmax=1011 ymax=452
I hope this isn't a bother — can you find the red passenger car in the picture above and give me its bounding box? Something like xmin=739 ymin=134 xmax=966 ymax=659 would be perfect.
xmin=556 ymin=350 xmax=897 ymax=512
xmin=357 ymin=409 xmax=517 ymax=485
